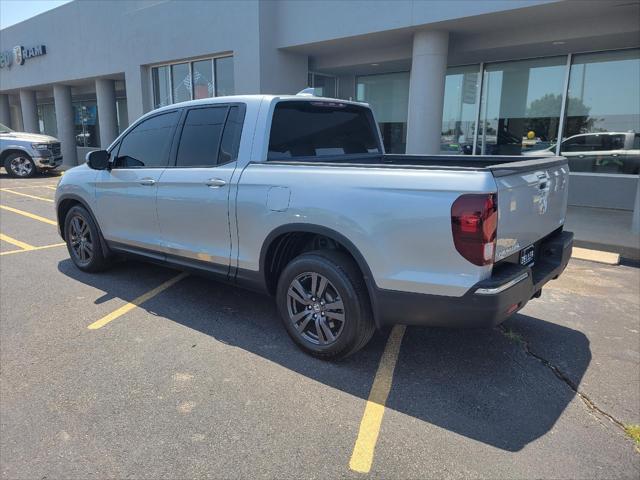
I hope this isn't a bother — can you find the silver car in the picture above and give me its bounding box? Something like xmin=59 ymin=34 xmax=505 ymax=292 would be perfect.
xmin=523 ymin=131 xmax=640 ymax=174
xmin=0 ymin=123 xmax=63 ymax=177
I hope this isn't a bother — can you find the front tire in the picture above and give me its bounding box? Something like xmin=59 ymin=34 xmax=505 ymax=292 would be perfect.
xmin=276 ymin=250 xmax=375 ymax=359
xmin=64 ymin=205 xmax=111 ymax=272
xmin=5 ymin=152 xmax=36 ymax=178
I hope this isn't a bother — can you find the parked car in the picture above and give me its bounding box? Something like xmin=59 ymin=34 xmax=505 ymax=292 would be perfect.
xmin=523 ymin=131 xmax=640 ymax=174
xmin=55 ymin=95 xmax=573 ymax=359
xmin=0 ymin=123 xmax=63 ymax=177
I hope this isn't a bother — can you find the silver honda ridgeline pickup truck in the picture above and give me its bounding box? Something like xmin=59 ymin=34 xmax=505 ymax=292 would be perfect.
xmin=55 ymin=95 xmax=573 ymax=359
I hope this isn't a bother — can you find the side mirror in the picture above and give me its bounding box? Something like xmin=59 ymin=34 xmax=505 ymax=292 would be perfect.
xmin=86 ymin=150 xmax=110 ymax=170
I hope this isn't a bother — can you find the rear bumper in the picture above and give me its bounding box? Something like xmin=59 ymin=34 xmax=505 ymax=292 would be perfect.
xmin=374 ymin=229 xmax=573 ymax=328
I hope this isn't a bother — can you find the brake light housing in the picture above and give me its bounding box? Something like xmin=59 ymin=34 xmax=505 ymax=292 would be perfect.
xmin=451 ymin=193 xmax=498 ymax=266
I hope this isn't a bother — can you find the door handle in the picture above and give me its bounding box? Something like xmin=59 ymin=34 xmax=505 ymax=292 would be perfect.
xmin=139 ymin=178 xmax=156 ymax=186
xmin=205 ymin=178 xmax=226 ymax=188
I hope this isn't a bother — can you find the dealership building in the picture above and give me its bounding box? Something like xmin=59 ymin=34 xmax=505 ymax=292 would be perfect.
xmin=0 ymin=0 xmax=639 ymax=218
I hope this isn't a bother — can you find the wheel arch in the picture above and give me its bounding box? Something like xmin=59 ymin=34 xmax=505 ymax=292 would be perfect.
xmin=1 ymin=148 xmax=33 ymax=166
xmin=56 ymin=194 xmax=111 ymax=256
xmin=257 ymin=223 xmax=381 ymax=327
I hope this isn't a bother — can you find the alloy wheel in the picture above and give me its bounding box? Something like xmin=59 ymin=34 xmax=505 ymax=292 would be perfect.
xmin=69 ymin=215 xmax=93 ymax=264
xmin=9 ymin=156 xmax=34 ymax=177
xmin=286 ymin=272 xmax=346 ymax=345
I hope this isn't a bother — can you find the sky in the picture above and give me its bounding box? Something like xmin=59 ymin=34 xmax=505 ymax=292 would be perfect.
xmin=0 ymin=0 xmax=72 ymax=30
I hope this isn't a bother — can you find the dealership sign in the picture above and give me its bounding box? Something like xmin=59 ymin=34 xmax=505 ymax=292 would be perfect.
xmin=0 ymin=45 xmax=47 ymax=69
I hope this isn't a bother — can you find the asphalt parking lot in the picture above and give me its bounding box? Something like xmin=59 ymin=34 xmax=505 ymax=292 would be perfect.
xmin=1 ymin=171 xmax=639 ymax=479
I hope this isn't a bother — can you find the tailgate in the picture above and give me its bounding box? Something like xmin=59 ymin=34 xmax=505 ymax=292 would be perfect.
xmin=491 ymin=157 xmax=569 ymax=261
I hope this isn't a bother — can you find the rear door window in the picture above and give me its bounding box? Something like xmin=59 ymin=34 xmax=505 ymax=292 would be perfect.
xmin=176 ymin=106 xmax=228 ymax=167
xmin=218 ymin=106 xmax=243 ymax=165
xmin=609 ymin=134 xmax=626 ymax=150
xmin=268 ymin=101 xmax=381 ymax=160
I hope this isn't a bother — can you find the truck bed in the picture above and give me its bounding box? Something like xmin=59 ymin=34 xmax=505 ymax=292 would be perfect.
xmin=266 ymin=153 xmax=567 ymax=177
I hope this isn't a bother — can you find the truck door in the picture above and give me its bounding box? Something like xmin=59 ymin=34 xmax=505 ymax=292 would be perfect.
xmin=94 ymin=110 xmax=179 ymax=251
xmin=155 ymin=104 xmax=244 ymax=276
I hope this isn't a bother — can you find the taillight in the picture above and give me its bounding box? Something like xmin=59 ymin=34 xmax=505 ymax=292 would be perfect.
xmin=451 ymin=193 xmax=498 ymax=266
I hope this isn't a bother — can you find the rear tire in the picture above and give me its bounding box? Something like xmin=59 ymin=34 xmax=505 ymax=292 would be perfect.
xmin=64 ymin=205 xmax=111 ymax=272
xmin=5 ymin=152 xmax=36 ymax=178
xmin=276 ymin=250 xmax=375 ymax=360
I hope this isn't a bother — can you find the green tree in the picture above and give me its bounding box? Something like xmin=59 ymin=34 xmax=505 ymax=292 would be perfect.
xmin=526 ymin=93 xmax=597 ymax=140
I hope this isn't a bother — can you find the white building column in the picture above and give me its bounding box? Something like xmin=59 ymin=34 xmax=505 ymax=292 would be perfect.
xmin=53 ymin=85 xmax=78 ymax=166
xmin=0 ymin=94 xmax=11 ymax=127
xmin=95 ymin=78 xmax=118 ymax=148
xmin=125 ymin=66 xmax=152 ymax=125
xmin=19 ymin=89 xmax=39 ymax=133
xmin=406 ymin=30 xmax=449 ymax=154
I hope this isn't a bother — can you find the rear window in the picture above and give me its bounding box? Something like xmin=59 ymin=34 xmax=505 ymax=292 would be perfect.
xmin=268 ymin=101 xmax=381 ymax=160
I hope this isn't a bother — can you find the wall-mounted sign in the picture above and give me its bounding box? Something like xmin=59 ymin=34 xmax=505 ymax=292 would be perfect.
xmin=0 ymin=45 xmax=47 ymax=69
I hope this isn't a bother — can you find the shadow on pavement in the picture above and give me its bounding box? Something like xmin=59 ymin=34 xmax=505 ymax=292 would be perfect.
xmin=58 ymin=258 xmax=591 ymax=452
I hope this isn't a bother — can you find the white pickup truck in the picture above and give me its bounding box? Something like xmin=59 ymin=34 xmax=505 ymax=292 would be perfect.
xmin=55 ymin=95 xmax=573 ymax=359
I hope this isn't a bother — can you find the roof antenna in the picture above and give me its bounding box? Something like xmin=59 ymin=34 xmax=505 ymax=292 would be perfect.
xmin=296 ymin=87 xmax=315 ymax=96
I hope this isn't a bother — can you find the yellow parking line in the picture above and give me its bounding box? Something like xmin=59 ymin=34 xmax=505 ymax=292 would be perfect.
xmin=0 ymin=242 xmax=66 ymax=256
xmin=0 ymin=205 xmax=57 ymax=225
xmin=349 ymin=325 xmax=406 ymax=474
xmin=87 ymin=272 xmax=189 ymax=330
xmin=0 ymin=188 xmax=54 ymax=202
xmin=0 ymin=233 xmax=36 ymax=250
xmin=43 ymin=185 xmax=58 ymax=190
xmin=0 ymin=184 xmax=58 ymax=190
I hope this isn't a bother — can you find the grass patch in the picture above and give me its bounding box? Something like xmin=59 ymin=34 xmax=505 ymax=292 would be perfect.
xmin=625 ymin=424 xmax=640 ymax=446
xmin=501 ymin=328 xmax=524 ymax=344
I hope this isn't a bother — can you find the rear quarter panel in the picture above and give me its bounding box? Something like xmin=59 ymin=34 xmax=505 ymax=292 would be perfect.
xmin=235 ymin=163 xmax=497 ymax=297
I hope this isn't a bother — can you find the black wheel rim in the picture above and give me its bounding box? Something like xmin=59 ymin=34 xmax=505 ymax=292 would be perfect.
xmin=69 ymin=215 xmax=93 ymax=264
xmin=286 ymin=272 xmax=345 ymax=346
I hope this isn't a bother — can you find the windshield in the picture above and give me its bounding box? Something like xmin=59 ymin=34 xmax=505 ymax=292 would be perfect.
xmin=0 ymin=123 xmax=13 ymax=134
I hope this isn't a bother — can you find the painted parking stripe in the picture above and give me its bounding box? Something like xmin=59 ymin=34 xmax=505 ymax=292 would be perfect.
xmin=87 ymin=272 xmax=189 ymax=330
xmin=0 ymin=243 xmax=66 ymax=256
xmin=349 ymin=325 xmax=406 ymax=473
xmin=0 ymin=205 xmax=57 ymax=225
xmin=0 ymin=184 xmax=58 ymax=190
xmin=0 ymin=233 xmax=36 ymax=250
xmin=0 ymin=188 xmax=54 ymax=202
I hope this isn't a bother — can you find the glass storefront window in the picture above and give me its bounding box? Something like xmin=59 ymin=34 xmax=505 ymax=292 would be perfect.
xmin=356 ymin=72 xmax=409 ymax=153
xmin=478 ymin=56 xmax=567 ymax=156
xmin=192 ymin=59 xmax=214 ymax=100
xmin=116 ymin=98 xmax=129 ymax=135
xmin=561 ymin=48 xmax=640 ymax=174
xmin=171 ymin=62 xmax=192 ymax=103
xmin=441 ymin=65 xmax=479 ymax=154
xmin=152 ymin=56 xmax=233 ymax=107
xmin=37 ymin=103 xmax=57 ymax=137
xmin=73 ymin=101 xmax=99 ymax=147
xmin=152 ymin=65 xmax=171 ymax=108
xmin=215 ymin=56 xmax=234 ymax=96
xmin=309 ymin=73 xmax=337 ymax=98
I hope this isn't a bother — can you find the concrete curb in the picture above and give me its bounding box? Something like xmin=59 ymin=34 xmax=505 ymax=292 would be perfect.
xmin=572 ymin=247 xmax=621 ymax=265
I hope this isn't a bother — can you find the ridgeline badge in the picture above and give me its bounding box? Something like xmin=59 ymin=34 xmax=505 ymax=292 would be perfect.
xmin=0 ymin=45 xmax=47 ymax=69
